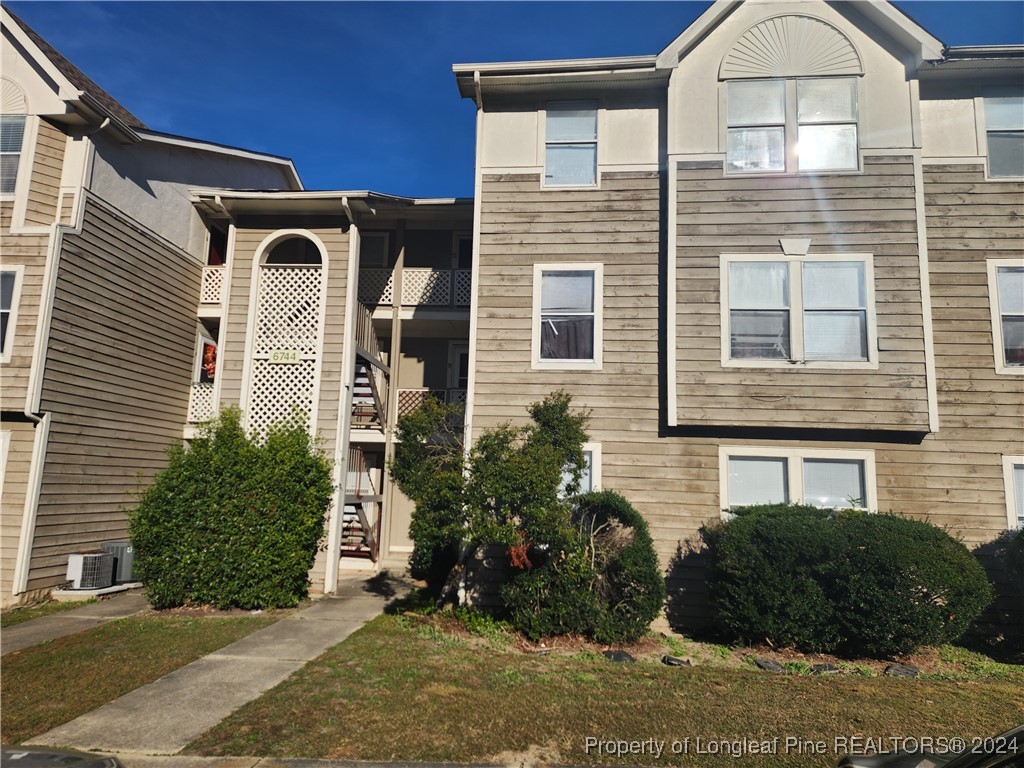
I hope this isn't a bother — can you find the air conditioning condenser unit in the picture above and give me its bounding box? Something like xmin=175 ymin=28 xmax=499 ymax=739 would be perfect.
xmin=66 ymin=552 xmax=115 ymax=590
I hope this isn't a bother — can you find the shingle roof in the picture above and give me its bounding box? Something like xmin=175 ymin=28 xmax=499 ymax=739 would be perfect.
xmin=5 ymin=7 xmax=146 ymax=129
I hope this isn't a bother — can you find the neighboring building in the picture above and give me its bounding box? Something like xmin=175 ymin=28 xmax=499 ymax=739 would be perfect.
xmin=0 ymin=7 xmax=300 ymax=606
xmin=453 ymin=0 xmax=1023 ymax=624
xmin=2 ymin=1 xmax=1021 ymax=619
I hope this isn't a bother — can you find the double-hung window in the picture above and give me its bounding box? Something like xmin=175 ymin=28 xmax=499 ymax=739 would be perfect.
xmin=723 ymin=255 xmax=873 ymax=367
xmin=533 ymin=263 xmax=602 ymax=369
xmin=720 ymin=446 xmax=875 ymax=514
xmin=727 ymin=77 xmax=859 ymax=173
xmin=987 ymin=260 xmax=1024 ymax=373
xmin=0 ymin=115 xmax=26 ymax=197
xmin=544 ymin=101 xmax=597 ymax=187
xmin=984 ymin=91 xmax=1024 ymax=178
xmin=1 ymin=267 xmax=24 ymax=363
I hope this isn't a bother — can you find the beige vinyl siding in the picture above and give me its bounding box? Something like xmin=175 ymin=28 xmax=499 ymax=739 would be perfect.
xmin=23 ymin=119 xmax=65 ymax=228
xmin=26 ymin=197 xmax=199 ymax=592
xmin=0 ymin=419 xmax=36 ymax=605
xmin=1 ymin=202 xmax=51 ymax=409
xmin=674 ymin=155 xmax=930 ymax=432
xmin=219 ymin=219 xmax=349 ymax=459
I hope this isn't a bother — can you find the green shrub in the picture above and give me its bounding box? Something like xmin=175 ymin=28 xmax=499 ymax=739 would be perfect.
xmin=502 ymin=491 xmax=665 ymax=644
xmin=129 ymin=408 xmax=332 ymax=609
xmin=705 ymin=505 xmax=993 ymax=658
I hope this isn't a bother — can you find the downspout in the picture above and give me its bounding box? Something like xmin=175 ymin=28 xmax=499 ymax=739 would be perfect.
xmin=324 ymin=196 xmax=361 ymax=594
xmin=457 ymin=71 xmax=485 ymax=606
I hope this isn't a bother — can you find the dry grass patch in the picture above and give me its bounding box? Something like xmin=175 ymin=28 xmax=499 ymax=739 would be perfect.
xmin=186 ymin=615 xmax=1023 ymax=767
xmin=1 ymin=614 xmax=276 ymax=744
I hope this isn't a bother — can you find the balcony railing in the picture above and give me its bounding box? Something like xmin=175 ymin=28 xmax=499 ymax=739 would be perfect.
xmin=396 ymin=388 xmax=467 ymax=419
xmin=358 ymin=268 xmax=471 ymax=307
xmin=200 ymin=266 xmax=226 ymax=304
xmin=187 ymin=382 xmax=215 ymax=423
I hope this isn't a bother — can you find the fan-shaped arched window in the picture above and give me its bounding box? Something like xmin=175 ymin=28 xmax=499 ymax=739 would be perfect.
xmin=1 ymin=78 xmax=28 ymax=197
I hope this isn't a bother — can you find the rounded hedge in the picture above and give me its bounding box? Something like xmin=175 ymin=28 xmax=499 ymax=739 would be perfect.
xmin=502 ymin=491 xmax=665 ymax=643
xmin=704 ymin=505 xmax=993 ymax=658
xmin=129 ymin=409 xmax=333 ymax=610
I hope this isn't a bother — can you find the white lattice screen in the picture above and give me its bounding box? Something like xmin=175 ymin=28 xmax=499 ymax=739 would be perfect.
xmin=200 ymin=266 xmax=225 ymax=304
xmin=357 ymin=269 xmax=394 ymax=305
xmin=247 ymin=264 xmax=324 ymax=435
xmin=403 ymin=269 xmax=450 ymax=305
xmin=454 ymin=270 xmax=472 ymax=306
xmin=188 ymin=382 xmax=215 ymax=423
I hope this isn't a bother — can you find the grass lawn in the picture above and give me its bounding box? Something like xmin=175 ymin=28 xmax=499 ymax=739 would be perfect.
xmin=0 ymin=599 xmax=96 ymax=628
xmin=1 ymin=614 xmax=277 ymax=744
xmin=187 ymin=614 xmax=1024 ymax=767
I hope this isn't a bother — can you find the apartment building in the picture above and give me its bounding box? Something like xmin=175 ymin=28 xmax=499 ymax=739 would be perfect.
xmin=1 ymin=1 xmax=1021 ymax=614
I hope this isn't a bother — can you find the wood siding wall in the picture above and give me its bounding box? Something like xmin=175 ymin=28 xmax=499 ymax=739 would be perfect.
xmin=219 ymin=219 xmax=350 ymax=460
xmin=472 ymin=165 xmax=1022 ymax=630
xmin=27 ymin=198 xmax=200 ymax=591
xmin=674 ymin=155 xmax=930 ymax=432
xmin=23 ymin=119 xmax=65 ymax=228
xmin=1 ymin=419 xmax=37 ymax=605
xmin=1 ymin=202 xmax=49 ymax=408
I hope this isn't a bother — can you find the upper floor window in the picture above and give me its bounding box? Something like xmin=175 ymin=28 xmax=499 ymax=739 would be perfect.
xmin=544 ymin=102 xmax=597 ymax=187
xmin=988 ymin=259 xmax=1024 ymax=373
xmin=0 ymin=115 xmax=26 ymax=197
xmin=984 ymin=92 xmax=1024 ymax=178
xmin=722 ymin=254 xmax=873 ymax=367
xmin=726 ymin=77 xmax=859 ymax=174
xmin=532 ymin=263 xmax=603 ymax=369
xmin=1 ymin=267 xmax=24 ymax=362
xmin=720 ymin=446 xmax=875 ymax=514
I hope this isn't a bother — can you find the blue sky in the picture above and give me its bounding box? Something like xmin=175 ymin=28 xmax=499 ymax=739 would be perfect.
xmin=8 ymin=2 xmax=1024 ymax=197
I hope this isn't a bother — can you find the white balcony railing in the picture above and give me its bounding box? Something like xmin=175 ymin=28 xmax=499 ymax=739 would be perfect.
xmin=200 ymin=266 xmax=226 ymax=304
xmin=187 ymin=382 xmax=215 ymax=423
xmin=396 ymin=388 xmax=467 ymax=419
xmin=358 ymin=268 xmax=471 ymax=307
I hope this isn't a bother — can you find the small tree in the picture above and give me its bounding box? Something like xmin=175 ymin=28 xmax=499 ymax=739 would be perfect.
xmin=393 ymin=392 xmax=666 ymax=643
xmin=391 ymin=391 xmax=588 ymax=603
xmin=130 ymin=408 xmax=333 ymax=609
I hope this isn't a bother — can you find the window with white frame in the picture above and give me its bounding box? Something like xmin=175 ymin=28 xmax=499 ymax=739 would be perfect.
xmin=984 ymin=91 xmax=1024 ymax=178
xmin=1003 ymin=457 xmax=1024 ymax=530
xmin=988 ymin=260 xmax=1024 ymax=372
xmin=532 ymin=264 xmax=602 ymax=369
xmin=1 ymin=267 xmax=24 ymax=362
xmin=727 ymin=77 xmax=859 ymax=174
xmin=720 ymin=446 xmax=875 ymax=514
xmin=0 ymin=115 xmax=26 ymax=196
xmin=544 ymin=101 xmax=597 ymax=187
xmin=558 ymin=442 xmax=602 ymax=498
xmin=723 ymin=254 xmax=872 ymax=366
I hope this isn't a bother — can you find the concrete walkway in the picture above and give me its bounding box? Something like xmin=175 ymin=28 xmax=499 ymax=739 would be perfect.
xmin=2 ymin=591 xmax=150 ymax=655
xmin=26 ymin=575 xmax=406 ymax=757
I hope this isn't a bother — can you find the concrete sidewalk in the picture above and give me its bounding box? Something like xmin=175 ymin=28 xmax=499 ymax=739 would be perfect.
xmin=2 ymin=591 xmax=150 ymax=655
xmin=27 ymin=575 xmax=407 ymax=757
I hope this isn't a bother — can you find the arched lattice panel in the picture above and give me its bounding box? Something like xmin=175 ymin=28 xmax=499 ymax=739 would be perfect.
xmin=247 ymin=260 xmax=325 ymax=436
xmin=720 ymin=16 xmax=862 ymax=79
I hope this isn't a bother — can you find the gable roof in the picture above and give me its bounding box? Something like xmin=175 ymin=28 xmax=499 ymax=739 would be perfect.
xmin=655 ymin=0 xmax=946 ymax=69
xmin=5 ymin=7 xmax=146 ymax=129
